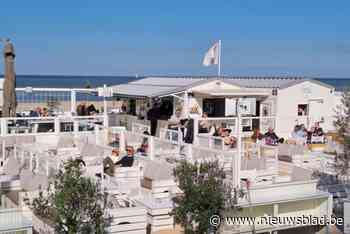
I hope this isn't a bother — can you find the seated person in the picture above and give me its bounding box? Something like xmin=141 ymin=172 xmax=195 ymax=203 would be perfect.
xmin=222 ymin=129 xmax=237 ymax=148
xmin=198 ymin=112 xmax=211 ymax=133
xmin=251 ymin=128 xmax=264 ymax=143
xmin=309 ymin=122 xmax=325 ymax=143
xmin=103 ymin=148 xmax=120 ymax=176
xmin=291 ymin=125 xmax=300 ymax=138
xmin=137 ymin=131 xmax=150 ymax=154
xmin=103 ymin=146 xmax=135 ymax=176
xmin=116 ymin=146 xmax=135 ymax=168
xmin=291 ymin=124 xmax=307 ymax=144
xmin=87 ymin=104 xmax=98 ymax=115
xmin=213 ymin=126 xmax=224 ymax=137
xmin=299 ymin=124 xmax=308 ymax=136
xmin=313 ymin=122 xmax=324 ymax=136
xmin=168 ymin=109 xmax=182 ymax=130
xmin=264 ymin=127 xmax=284 ymax=145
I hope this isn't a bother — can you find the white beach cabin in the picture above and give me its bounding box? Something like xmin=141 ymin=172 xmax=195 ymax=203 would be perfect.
xmin=109 ymin=76 xmax=337 ymax=138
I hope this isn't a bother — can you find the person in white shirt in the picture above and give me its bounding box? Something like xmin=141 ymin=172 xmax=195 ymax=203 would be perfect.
xmin=168 ymin=109 xmax=182 ymax=130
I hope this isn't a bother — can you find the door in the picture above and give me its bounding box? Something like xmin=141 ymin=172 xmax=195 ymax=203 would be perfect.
xmin=203 ymin=98 xmax=225 ymax=117
xmin=308 ymin=99 xmax=324 ymax=124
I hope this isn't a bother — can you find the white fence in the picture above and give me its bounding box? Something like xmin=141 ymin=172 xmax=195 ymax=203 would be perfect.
xmin=0 ymin=115 xmax=105 ymax=137
xmin=0 ymin=208 xmax=32 ymax=233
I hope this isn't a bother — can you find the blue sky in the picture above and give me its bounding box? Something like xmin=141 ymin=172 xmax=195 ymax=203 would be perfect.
xmin=1 ymin=0 xmax=349 ymax=77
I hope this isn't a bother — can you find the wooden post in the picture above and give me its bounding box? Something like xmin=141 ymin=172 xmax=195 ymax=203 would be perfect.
xmin=2 ymin=39 xmax=17 ymax=117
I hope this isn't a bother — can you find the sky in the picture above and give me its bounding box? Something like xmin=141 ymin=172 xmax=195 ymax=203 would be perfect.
xmin=0 ymin=0 xmax=349 ymax=77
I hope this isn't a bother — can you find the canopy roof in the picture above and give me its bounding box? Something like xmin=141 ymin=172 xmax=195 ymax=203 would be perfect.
xmin=110 ymin=76 xmax=334 ymax=98
xmin=193 ymin=88 xmax=270 ymax=97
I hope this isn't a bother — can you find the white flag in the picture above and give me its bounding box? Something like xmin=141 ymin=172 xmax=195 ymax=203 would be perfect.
xmin=202 ymin=42 xmax=219 ymax=66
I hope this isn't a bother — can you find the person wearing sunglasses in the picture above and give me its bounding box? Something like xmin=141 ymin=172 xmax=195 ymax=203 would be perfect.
xmin=101 ymin=147 xmax=135 ymax=177
xmin=115 ymin=146 xmax=135 ymax=168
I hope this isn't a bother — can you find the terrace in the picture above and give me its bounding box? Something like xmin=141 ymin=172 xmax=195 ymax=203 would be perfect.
xmin=0 ymin=112 xmax=334 ymax=233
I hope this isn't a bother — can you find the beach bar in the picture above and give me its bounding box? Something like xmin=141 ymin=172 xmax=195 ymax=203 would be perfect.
xmin=109 ymin=76 xmax=338 ymax=137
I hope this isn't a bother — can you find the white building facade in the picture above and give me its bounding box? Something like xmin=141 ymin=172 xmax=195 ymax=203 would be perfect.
xmin=110 ymin=76 xmax=339 ymax=137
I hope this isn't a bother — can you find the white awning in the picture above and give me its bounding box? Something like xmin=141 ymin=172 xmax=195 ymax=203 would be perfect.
xmin=193 ymin=88 xmax=270 ymax=97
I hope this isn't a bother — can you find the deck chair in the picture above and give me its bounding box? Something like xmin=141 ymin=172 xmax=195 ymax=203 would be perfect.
xmin=104 ymin=163 xmax=142 ymax=195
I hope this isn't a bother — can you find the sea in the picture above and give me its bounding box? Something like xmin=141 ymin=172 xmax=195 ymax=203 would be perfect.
xmin=11 ymin=75 xmax=350 ymax=90
xmin=3 ymin=75 xmax=350 ymax=103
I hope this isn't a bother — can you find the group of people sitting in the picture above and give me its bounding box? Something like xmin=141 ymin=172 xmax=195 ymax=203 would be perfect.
xmin=29 ymin=107 xmax=50 ymax=117
xmin=76 ymin=102 xmax=99 ymax=116
xmin=291 ymin=122 xmax=324 ymax=144
xmin=101 ymin=146 xmax=135 ymax=177
xmin=213 ymin=127 xmax=237 ymax=148
xmin=198 ymin=112 xmax=237 ymax=148
xmin=167 ymin=109 xmax=194 ymax=144
xmin=251 ymin=127 xmax=284 ymax=145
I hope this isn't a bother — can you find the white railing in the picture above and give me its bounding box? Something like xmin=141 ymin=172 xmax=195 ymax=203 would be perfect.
xmin=197 ymin=134 xmax=237 ymax=151
xmin=0 ymin=115 xmax=105 ymax=137
xmin=0 ymin=208 xmax=32 ymax=232
xmin=159 ymin=128 xmax=182 ymax=145
xmin=196 ymin=117 xmax=238 ymax=135
xmin=131 ymin=122 xmax=150 ymax=135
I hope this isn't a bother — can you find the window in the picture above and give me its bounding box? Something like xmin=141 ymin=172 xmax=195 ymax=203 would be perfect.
xmin=297 ymin=104 xmax=308 ymax=116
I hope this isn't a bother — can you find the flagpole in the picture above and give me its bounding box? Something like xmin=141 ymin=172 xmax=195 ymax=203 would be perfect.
xmin=218 ymin=40 xmax=221 ymax=77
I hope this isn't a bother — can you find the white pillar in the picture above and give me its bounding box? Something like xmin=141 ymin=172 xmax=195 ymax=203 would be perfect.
xmin=2 ymin=139 xmax=5 ymax=162
xmin=273 ymin=203 xmax=278 ymax=216
xmin=13 ymin=145 xmax=17 ymax=160
xmin=30 ymin=152 xmax=33 ymax=171
xmin=173 ymin=96 xmax=177 ymax=115
xmin=183 ymin=91 xmax=189 ymax=118
xmin=46 ymin=158 xmax=49 ymax=176
xmin=54 ymin=117 xmax=60 ymax=134
xmin=119 ymin=130 xmax=126 ymax=152
xmin=71 ymin=90 xmax=77 ymax=115
xmin=234 ymin=115 xmax=242 ymax=187
xmin=187 ymin=143 xmax=193 ymax=162
xmin=103 ymin=84 xmax=108 ymax=127
xmin=149 ymin=136 xmax=154 ymax=160
xmin=1 ymin=118 xmax=7 ymax=137
xmin=193 ymin=118 xmax=199 ymax=145
xmin=95 ymin=125 xmax=100 ymax=145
